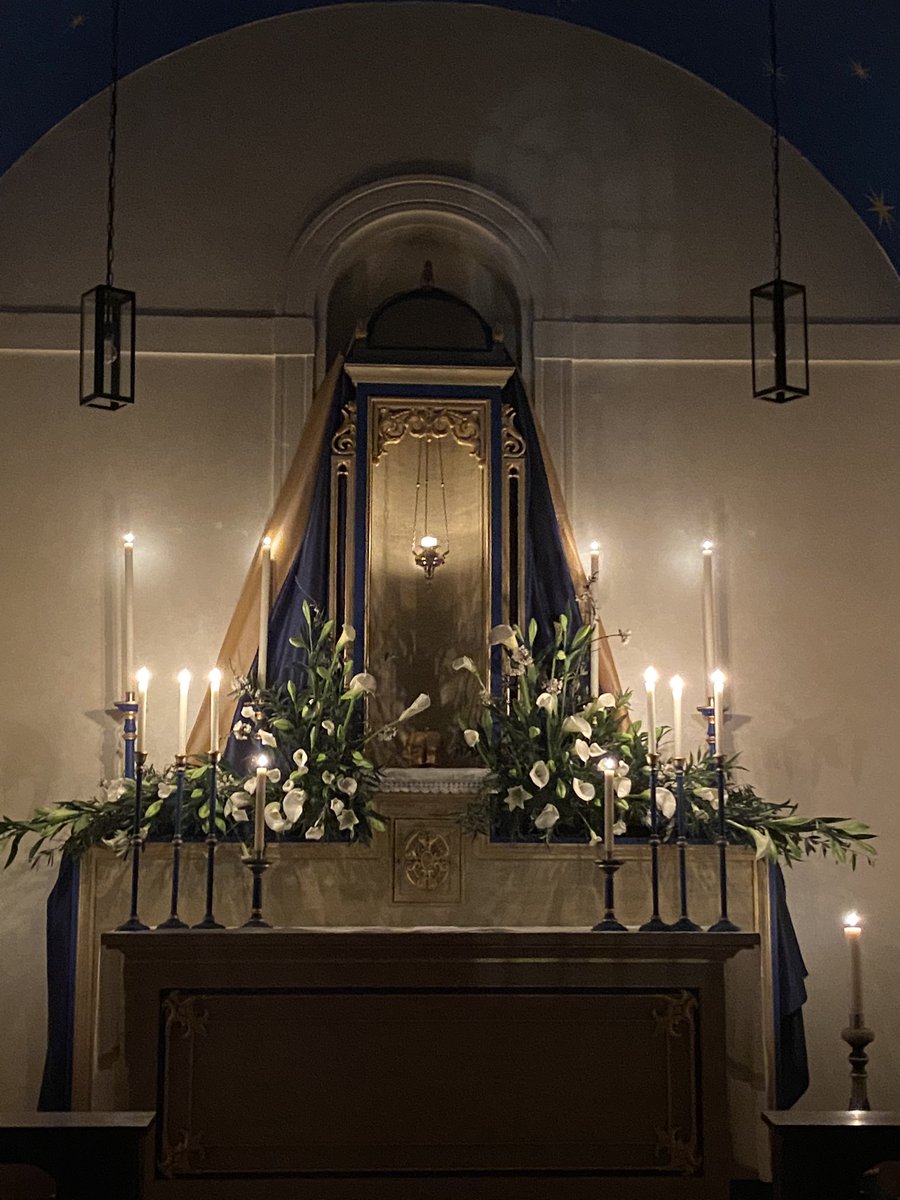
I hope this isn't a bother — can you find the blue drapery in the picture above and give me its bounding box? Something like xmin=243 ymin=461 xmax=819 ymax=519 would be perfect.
xmin=39 ymin=362 xmax=810 ymax=1113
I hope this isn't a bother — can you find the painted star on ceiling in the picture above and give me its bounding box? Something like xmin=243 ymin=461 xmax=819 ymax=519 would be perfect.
xmin=68 ymin=14 xmax=86 ymax=30
xmin=849 ymin=60 xmax=870 ymax=82
xmin=866 ymin=190 xmax=895 ymax=229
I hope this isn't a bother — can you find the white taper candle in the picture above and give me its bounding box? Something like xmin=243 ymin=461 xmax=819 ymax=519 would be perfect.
xmin=258 ymin=536 xmax=272 ymax=689
xmin=701 ymin=540 xmax=717 ymax=694
xmin=177 ymin=669 xmax=191 ymax=757
xmin=208 ymin=668 xmax=222 ymax=755
xmin=670 ymin=675 xmax=684 ymax=759
xmin=644 ymin=666 xmax=659 ymax=754
xmin=122 ymin=533 xmax=135 ymax=695
xmin=135 ymin=666 xmax=150 ymax=754
xmin=711 ymin=669 xmax=726 ymax=755
xmin=254 ymin=755 xmax=268 ymax=856
xmin=602 ymin=756 xmax=617 ymax=860
xmin=589 ymin=542 xmax=600 ymax=696
xmin=843 ymin=912 xmax=864 ymax=1020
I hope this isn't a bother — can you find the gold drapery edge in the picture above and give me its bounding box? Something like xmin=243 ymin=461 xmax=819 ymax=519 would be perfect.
xmin=187 ymin=355 xmax=345 ymax=757
xmin=531 ymin=413 xmax=622 ymax=697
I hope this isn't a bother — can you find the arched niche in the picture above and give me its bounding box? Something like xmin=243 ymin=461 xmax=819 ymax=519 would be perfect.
xmin=281 ymin=174 xmax=558 ymax=383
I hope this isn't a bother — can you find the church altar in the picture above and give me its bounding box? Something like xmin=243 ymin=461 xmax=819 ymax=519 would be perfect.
xmin=102 ymin=924 xmax=756 ymax=1198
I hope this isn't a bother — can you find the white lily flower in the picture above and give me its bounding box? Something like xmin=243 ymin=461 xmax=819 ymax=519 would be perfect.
xmin=529 ymin=760 xmax=551 ymax=789
xmin=330 ymin=797 xmax=345 ymax=815
xmin=240 ymin=705 xmax=257 ymax=721
xmin=536 ymin=692 xmax=557 ymax=715
xmin=293 ymin=748 xmax=308 ymax=769
xmin=613 ymin=819 xmax=627 ymax=836
xmin=264 ymin=801 xmax=291 ymax=833
xmin=452 ymin=655 xmax=477 ymax=673
xmin=588 ymin=827 xmax=602 ymax=846
xmin=694 ymin=786 xmax=718 ymax=806
xmin=616 ymin=778 xmax=632 ymax=799
xmin=504 ymin=785 xmax=531 ymax=811
xmin=232 ymin=722 xmax=249 ymax=741
xmin=243 ymin=776 xmax=257 ymax=795
xmin=321 ymin=719 xmax=336 ymax=736
xmin=338 ymin=808 xmax=359 ymax=833
xmin=322 ymin=770 xmax=335 ymax=786
xmin=573 ymin=739 xmax=591 ymax=763
xmin=266 ymin=768 xmax=281 ymax=784
xmin=597 ymin=693 xmax=616 ymax=709
xmin=229 ymin=791 xmax=251 ymax=810
xmin=489 ymin=623 xmax=518 ymax=649
xmin=258 ymin=729 xmax=277 ymax=748
xmin=573 ymin=778 xmax=596 ymax=802
xmin=282 ymin=778 xmax=295 ymax=792
xmin=616 ymin=762 xmax=629 ymax=777
xmin=463 ymin=729 xmax=480 ymax=747
xmin=156 ymin=782 xmax=174 ymax=800
xmin=589 ymin=742 xmax=605 ymax=757
xmin=396 ymin=693 xmax=431 ymax=723
xmin=335 ymin=623 xmax=356 ymax=652
xmin=283 ymin=789 xmax=306 ymax=823
xmin=348 ymin=672 xmax=377 ymax=698
xmin=232 ymin=808 xmax=249 ymax=824
xmin=656 ymin=787 xmax=677 ymax=819
xmin=534 ymin=803 xmax=560 ymax=831
xmin=338 ymin=776 xmax=358 ymax=797
xmin=562 ymin=715 xmax=592 ymax=738
xmin=305 ymin=824 xmax=325 ymax=841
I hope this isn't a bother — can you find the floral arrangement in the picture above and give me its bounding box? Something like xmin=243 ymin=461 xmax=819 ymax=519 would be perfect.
xmin=458 ymin=617 xmax=877 ymax=868
xmin=0 ymin=604 xmax=430 ymax=866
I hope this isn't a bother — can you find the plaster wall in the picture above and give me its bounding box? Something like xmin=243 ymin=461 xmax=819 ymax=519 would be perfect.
xmin=0 ymin=2 xmax=897 ymax=1156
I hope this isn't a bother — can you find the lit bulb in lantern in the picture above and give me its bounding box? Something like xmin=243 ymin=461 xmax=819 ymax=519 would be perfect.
xmin=420 ymin=535 xmax=438 ymax=549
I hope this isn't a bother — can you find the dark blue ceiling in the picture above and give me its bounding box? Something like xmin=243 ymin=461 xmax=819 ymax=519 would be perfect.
xmin=5 ymin=1 xmax=900 ymax=276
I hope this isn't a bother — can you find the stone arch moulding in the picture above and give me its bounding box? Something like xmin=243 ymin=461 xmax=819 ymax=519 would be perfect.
xmin=280 ymin=174 xmax=560 ymax=385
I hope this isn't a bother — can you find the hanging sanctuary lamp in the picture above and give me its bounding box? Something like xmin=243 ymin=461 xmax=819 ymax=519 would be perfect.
xmin=750 ymin=0 xmax=809 ymax=403
xmin=80 ymin=0 xmax=135 ymax=410
xmin=411 ymin=435 xmax=451 ymax=580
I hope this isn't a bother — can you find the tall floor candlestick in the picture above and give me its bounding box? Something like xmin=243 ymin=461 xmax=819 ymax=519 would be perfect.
xmin=708 ymin=753 xmax=740 ymax=933
xmin=639 ymin=751 xmax=668 ymax=932
xmin=157 ymin=755 xmax=188 ymax=930
xmin=116 ymin=750 xmax=149 ymax=931
xmin=193 ymin=751 xmax=224 ymax=930
xmin=667 ymin=757 xmax=700 ymax=932
xmin=116 ymin=692 xmax=138 ymax=780
xmin=258 ymin=536 xmax=272 ymax=689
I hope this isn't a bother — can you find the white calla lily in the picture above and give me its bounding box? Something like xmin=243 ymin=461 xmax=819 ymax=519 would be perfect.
xmin=534 ymin=803 xmax=560 ymax=831
xmin=335 ymin=623 xmax=356 ymax=652
xmin=293 ymin=748 xmax=308 ymax=769
xmin=589 ymin=742 xmax=605 ymax=757
xmin=338 ymin=808 xmax=359 ymax=833
xmin=612 ymin=819 xmax=627 ymax=836
xmin=266 ymin=768 xmax=281 ymax=784
xmin=282 ymin=789 xmax=306 ymax=823
xmin=573 ymin=738 xmax=591 ymax=763
xmin=452 ymin=655 xmax=477 ymax=673
xmin=529 ymin=760 xmax=551 ymax=789
xmin=656 ymin=787 xmax=677 ymax=819
xmin=264 ymin=802 xmax=291 ymax=833
xmin=338 ymin=776 xmax=358 ymax=796
xmin=229 ymin=791 xmax=251 ymax=810
xmin=616 ymin=778 xmax=632 ymax=799
xmin=489 ymin=623 xmax=518 ymax=649
xmin=321 ymin=719 xmax=336 ymax=736
xmin=258 ymin=729 xmax=277 ymax=748
xmin=694 ymin=786 xmax=718 ymax=806
xmin=305 ymin=824 xmax=325 ymax=840
xmin=573 ymin=778 xmax=596 ymax=802
xmin=156 ymin=782 xmax=174 ymax=800
xmin=535 ymin=692 xmax=557 ymax=715
xmin=504 ymin=785 xmax=531 ymax=811
xmin=562 ymin=715 xmax=592 ymax=738
xmin=597 ymin=693 xmax=616 ymax=708
xmin=240 ymin=705 xmax=257 ymax=720
xmin=322 ymin=771 xmax=335 ymax=786
xmin=396 ymin=693 xmax=431 ymax=723
xmin=330 ymin=797 xmax=345 ymax=815
xmin=243 ymin=776 xmax=257 ymax=795
xmin=464 ymin=729 xmax=480 ymax=747
xmin=348 ymin=672 xmax=377 ymax=698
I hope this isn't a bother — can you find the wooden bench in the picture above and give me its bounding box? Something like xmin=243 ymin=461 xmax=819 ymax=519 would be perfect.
xmin=0 ymin=1112 xmax=154 ymax=1200
xmin=763 ymin=1111 xmax=900 ymax=1200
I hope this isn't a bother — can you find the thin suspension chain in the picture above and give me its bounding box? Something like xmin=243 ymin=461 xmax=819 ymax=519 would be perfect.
xmin=437 ymin=437 xmax=450 ymax=555
xmin=411 ymin=437 xmax=424 ymax=552
xmin=106 ymin=0 xmax=121 ymax=288
xmin=768 ymin=0 xmax=782 ymax=282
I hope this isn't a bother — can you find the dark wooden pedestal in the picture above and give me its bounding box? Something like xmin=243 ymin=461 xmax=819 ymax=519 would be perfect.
xmin=104 ymin=928 xmax=756 ymax=1200
xmin=763 ymin=1111 xmax=900 ymax=1200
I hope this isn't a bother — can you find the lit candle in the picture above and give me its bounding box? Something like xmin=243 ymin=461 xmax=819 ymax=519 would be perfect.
xmin=589 ymin=542 xmax=601 ymax=696
xmin=258 ymin=536 xmax=272 ymax=689
xmin=177 ymin=669 xmax=191 ymax=757
xmin=135 ymin=666 xmax=150 ymax=754
xmin=208 ymin=668 xmax=222 ymax=755
xmin=644 ymin=666 xmax=659 ymax=754
xmin=701 ymin=540 xmax=717 ymax=695
xmin=843 ymin=911 xmax=864 ymax=1020
xmin=122 ymin=533 xmax=135 ymax=695
xmin=670 ymin=675 xmax=684 ymax=759
xmin=711 ymin=669 xmax=726 ymax=755
xmin=602 ymin=755 xmax=617 ymax=859
xmin=254 ymin=754 xmax=269 ymax=856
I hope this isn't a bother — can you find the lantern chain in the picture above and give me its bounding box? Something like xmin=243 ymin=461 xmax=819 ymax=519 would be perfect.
xmin=105 ymin=0 xmax=121 ymax=288
xmin=768 ymin=0 xmax=782 ymax=283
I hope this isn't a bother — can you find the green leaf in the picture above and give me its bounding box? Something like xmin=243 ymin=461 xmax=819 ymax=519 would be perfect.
xmin=271 ymin=718 xmax=293 ymax=731
xmin=369 ymin=817 xmax=387 ymax=833
xmin=287 ymin=680 xmax=297 ymax=702
xmin=289 ymin=637 xmax=302 ymax=648
xmin=143 ymin=799 xmax=163 ymax=820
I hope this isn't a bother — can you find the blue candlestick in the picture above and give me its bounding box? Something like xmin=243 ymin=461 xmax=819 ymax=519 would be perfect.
xmin=115 ymin=692 xmax=139 ymax=780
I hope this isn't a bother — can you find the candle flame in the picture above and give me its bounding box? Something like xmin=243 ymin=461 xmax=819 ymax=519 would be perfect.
xmin=262 ymin=535 xmax=272 ymax=549
xmin=123 ymin=531 xmax=135 ymax=546
xmin=135 ymin=666 xmax=150 ymax=692
xmin=701 ymin=539 xmax=714 ymax=554
xmin=711 ymin=669 xmax=726 ymax=692
xmin=208 ymin=668 xmax=222 ymax=691
xmin=669 ymin=674 xmax=685 ymax=695
xmin=178 ymin=669 xmax=191 ymax=689
xmin=644 ymin=666 xmax=659 ymax=689
xmin=602 ymin=755 xmax=618 ymax=773
xmin=589 ymin=540 xmax=600 ymax=552
xmin=256 ymin=754 xmax=269 ymax=769
xmin=844 ymin=911 xmax=861 ymax=928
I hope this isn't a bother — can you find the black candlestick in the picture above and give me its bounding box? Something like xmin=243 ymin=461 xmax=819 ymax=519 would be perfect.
xmin=116 ymin=750 xmax=149 ymax=931
xmin=157 ymin=756 xmax=189 ymax=930
xmin=592 ymin=857 xmax=627 ymax=932
xmin=640 ymin=752 xmax=668 ymax=931
xmin=708 ymin=752 xmax=740 ymax=932
xmin=192 ymin=751 xmax=224 ymax=930
xmin=667 ymin=757 xmax=700 ymax=932
xmin=241 ymin=854 xmax=271 ymax=928
xmin=843 ymin=1015 xmax=875 ymax=1112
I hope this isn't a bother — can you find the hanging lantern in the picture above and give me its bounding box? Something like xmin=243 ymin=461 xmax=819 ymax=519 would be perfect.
xmin=80 ymin=0 xmax=136 ymax=411
xmin=80 ymin=284 xmax=135 ymax=410
xmin=411 ymin=435 xmax=450 ymax=580
xmin=750 ymin=277 xmax=809 ymax=403
xmin=750 ymin=0 xmax=809 ymax=404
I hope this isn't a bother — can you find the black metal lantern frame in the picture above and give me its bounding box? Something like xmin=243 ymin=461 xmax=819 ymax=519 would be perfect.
xmin=80 ymin=0 xmax=136 ymax=411
xmin=750 ymin=0 xmax=809 ymax=404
